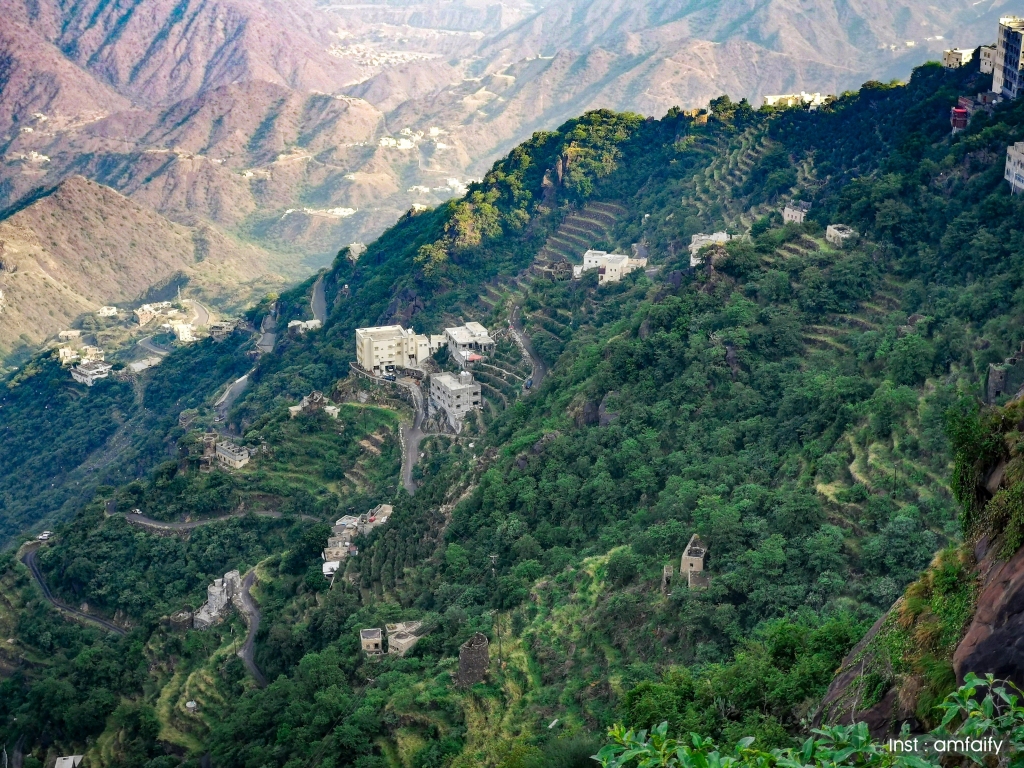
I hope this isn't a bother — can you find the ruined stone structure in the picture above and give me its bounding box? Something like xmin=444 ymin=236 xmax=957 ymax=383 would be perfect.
xmin=386 ymin=621 xmax=425 ymax=657
xmin=987 ymin=341 xmax=1024 ymax=403
xmin=360 ymin=628 xmax=383 ymax=655
xmin=168 ymin=609 xmax=194 ymax=631
xmin=681 ymin=534 xmax=710 ymax=590
xmin=661 ymin=564 xmax=674 ymax=595
xmin=194 ymin=570 xmax=242 ymax=629
xmin=458 ymin=632 xmax=490 ymax=687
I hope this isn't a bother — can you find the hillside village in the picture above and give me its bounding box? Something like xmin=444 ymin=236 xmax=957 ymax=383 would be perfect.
xmin=11 ymin=12 xmax=1024 ymax=768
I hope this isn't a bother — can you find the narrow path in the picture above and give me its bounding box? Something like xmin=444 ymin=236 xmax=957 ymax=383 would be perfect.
xmin=399 ymin=376 xmax=427 ymax=495
xmin=236 ymin=571 xmax=267 ymax=687
xmin=510 ymin=305 xmax=547 ymax=390
xmin=311 ymin=274 xmax=327 ymax=324
xmin=185 ymin=299 xmax=211 ymax=328
xmin=257 ymin=314 xmax=277 ymax=354
xmin=21 ymin=547 xmax=126 ymax=636
xmin=137 ymin=335 xmax=171 ymax=357
xmin=215 ymin=373 xmax=250 ymax=422
xmin=114 ymin=508 xmax=316 ymax=531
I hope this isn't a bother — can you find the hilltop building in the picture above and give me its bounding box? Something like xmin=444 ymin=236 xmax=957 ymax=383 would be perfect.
xmin=681 ymin=533 xmax=710 ymax=590
xmin=360 ymin=628 xmax=383 ymax=655
xmin=98 ymin=306 xmax=118 ymax=317
xmin=216 ymin=442 xmax=250 ymax=469
xmin=71 ymin=360 xmax=112 ymax=386
xmin=58 ymin=329 xmax=81 ymax=341
xmin=689 ymin=232 xmax=734 ymax=266
xmin=987 ymin=341 xmax=1024 ymax=402
xmin=289 ymin=390 xmax=339 ymax=419
xmin=573 ymin=250 xmax=647 ymax=284
xmin=783 ymin=201 xmax=812 ymax=224
xmin=55 ymin=757 xmax=84 ymax=768
xmin=288 ymin=319 xmax=322 ymax=334
xmin=1006 ymin=142 xmax=1024 ymax=194
xmin=57 ymin=347 xmax=80 ymax=366
xmin=355 ymin=325 xmax=446 ymax=375
xmin=194 ymin=571 xmax=242 ymax=629
xmin=993 ymin=17 xmax=1024 ymax=99
xmin=826 ymin=225 xmax=856 ymax=248
xmin=173 ymin=323 xmax=195 ymax=343
xmin=943 ymin=48 xmax=976 ymax=69
xmin=430 ymin=371 xmax=481 ymax=428
xmin=762 ymin=92 xmax=826 ymax=108
xmin=81 ymin=345 xmax=104 ymax=361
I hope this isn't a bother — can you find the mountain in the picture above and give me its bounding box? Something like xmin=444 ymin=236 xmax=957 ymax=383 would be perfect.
xmin=3 ymin=53 xmax=1024 ymax=766
xmin=0 ymin=175 xmax=284 ymax=357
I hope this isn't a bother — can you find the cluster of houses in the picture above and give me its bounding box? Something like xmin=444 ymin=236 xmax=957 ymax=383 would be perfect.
xmin=355 ymin=322 xmax=491 ymax=429
xmin=941 ymin=17 xmax=1024 ymax=194
xmin=359 ymin=620 xmax=428 ymax=657
xmin=134 ymin=300 xmax=196 ymax=342
xmin=322 ymin=504 xmax=392 ymax=577
xmin=193 ymin=570 xmax=243 ymax=630
xmin=54 ymin=334 xmax=113 ymax=386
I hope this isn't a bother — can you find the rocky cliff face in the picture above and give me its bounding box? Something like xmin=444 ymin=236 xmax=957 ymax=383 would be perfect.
xmin=816 ymin=401 xmax=1024 ymax=737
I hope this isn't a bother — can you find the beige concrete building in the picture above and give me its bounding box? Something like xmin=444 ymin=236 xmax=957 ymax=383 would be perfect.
xmin=982 ymin=44 xmax=997 ymax=75
xmin=355 ymin=325 xmax=446 ymax=375
xmin=80 ymin=345 xmax=104 ymax=361
xmin=58 ymin=329 xmax=81 ymax=341
xmin=783 ymin=201 xmax=811 ymax=224
xmin=681 ymin=533 xmax=710 ymax=590
xmin=943 ymin=48 xmax=976 ymax=69
xmin=825 ymin=224 xmax=856 ymax=247
xmin=575 ymin=250 xmax=647 ymax=284
xmin=762 ymin=92 xmax=826 ymax=108
xmin=216 ymin=442 xmax=250 ymax=469
xmin=386 ymin=621 xmax=424 ymax=656
xmin=430 ymin=371 xmax=481 ymax=427
xmin=57 ymin=347 xmax=80 ymax=366
xmin=360 ymin=628 xmax=383 ymax=655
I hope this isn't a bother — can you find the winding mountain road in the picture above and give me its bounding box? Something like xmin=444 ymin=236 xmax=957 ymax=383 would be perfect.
xmin=236 ymin=571 xmax=267 ymax=687
xmin=215 ymin=373 xmax=251 ymax=422
xmin=21 ymin=547 xmax=126 ymax=636
xmin=117 ymin=509 xmax=316 ymax=532
xmin=311 ymin=274 xmax=327 ymax=324
xmin=137 ymin=335 xmax=172 ymax=357
xmin=399 ymin=376 xmax=428 ymax=495
xmin=510 ymin=305 xmax=547 ymax=390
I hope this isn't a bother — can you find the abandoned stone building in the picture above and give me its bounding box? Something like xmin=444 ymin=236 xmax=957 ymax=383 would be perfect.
xmin=681 ymin=533 xmax=710 ymax=590
xmin=987 ymin=341 xmax=1024 ymax=403
xmin=386 ymin=621 xmax=425 ymax=656
xmin=458 ymin=632 xmax=490 ymax=687
xmin=194 ymin=570 xmax=242 ymax=629
xmin=360 ymin=628 xmax=383 ymax=655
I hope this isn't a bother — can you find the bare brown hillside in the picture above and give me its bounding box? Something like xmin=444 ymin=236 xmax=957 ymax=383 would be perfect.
xmin=0 ymin=177 xmax=284 ymax=357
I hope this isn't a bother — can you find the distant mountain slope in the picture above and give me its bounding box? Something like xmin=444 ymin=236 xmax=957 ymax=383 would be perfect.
xmin=0 ymin=176 xmax=283 ymax=357
xmin=0 ymin=22 xmax=130 ymax=137
xmin=1 ymin=0 xmax=361 ymax=106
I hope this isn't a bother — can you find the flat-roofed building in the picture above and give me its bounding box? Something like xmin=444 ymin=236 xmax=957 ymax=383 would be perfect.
xmin=216 ymin=442 xmax=250 ymax=469
xmin=688 ymin=233 xmax=734 ymax=266
xmin=943 ymin=47 xmax=976 ymax=69
xmin=360 ymin=628 xmax=383 ymax=655
xmin=98 ymin=306 xmax=118 ymax=317
xmin=982 ymin=44 xmax=997 ymax=75
xmin=355 ymin=325 xmax=446 ymax=375
xmin=444 ymin=322 xmax=494 ymax=355
xmin=783 ymin=201 xmax=812 ymax=224
xmin=825 ymin=224 xmax=856 ymax=248
xmin=577 ymin=250 xmax=647 ymax=284
xmin=430 ymin=371 xmax=482 ymax=428
xmin=71 ymin=360 xmax=112 ymax=386
xmin=58 ymin=329 xmax=81 ymax=341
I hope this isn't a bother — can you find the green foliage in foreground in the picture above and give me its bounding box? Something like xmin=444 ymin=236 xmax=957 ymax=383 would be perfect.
xmin=598 ymin=674 xmax=1024 ymax=768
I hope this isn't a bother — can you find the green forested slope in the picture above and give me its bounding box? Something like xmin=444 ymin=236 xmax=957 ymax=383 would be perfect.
xmin=2 ymin=58 xmax=1024 ymax=768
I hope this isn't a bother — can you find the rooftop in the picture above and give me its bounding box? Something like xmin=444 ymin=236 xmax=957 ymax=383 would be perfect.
xmin=433 ymin=372 xmax=478 ymax=392
xmin=445 ymin=323 xmax=493 ymax=345
xmin=216 ymin=442 xmax=249 ymax=460
xmin=356 ymin=325 xmax=411 ymax=340
xmin=360 ymin=628 xmax=382 ymax=640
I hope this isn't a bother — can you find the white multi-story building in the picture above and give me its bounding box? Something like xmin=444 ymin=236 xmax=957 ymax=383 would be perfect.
xmin=574 ymin=250 xmax=648 ymax=284
xmin=993 ymin=17 xmax=1024 ymax=98
xmin=1006 ymin=142 xmax=1024 ymax=194
xmin=70 ymin=360 xmax=112 ymax=386
xmin=355 ymin=325 xmax=446 ymax=375
xmin=688 ymin=232 xmax=734 ymax=266
xmin=430 ymin=371 xmax=481 ymax=427
xmin=943 ymin=48 xmax=976 ymax=69
xmin=173 ymin=323 xmax=195 ymax=343
xmin=981 ymin=45 xmax=997 ymax=75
